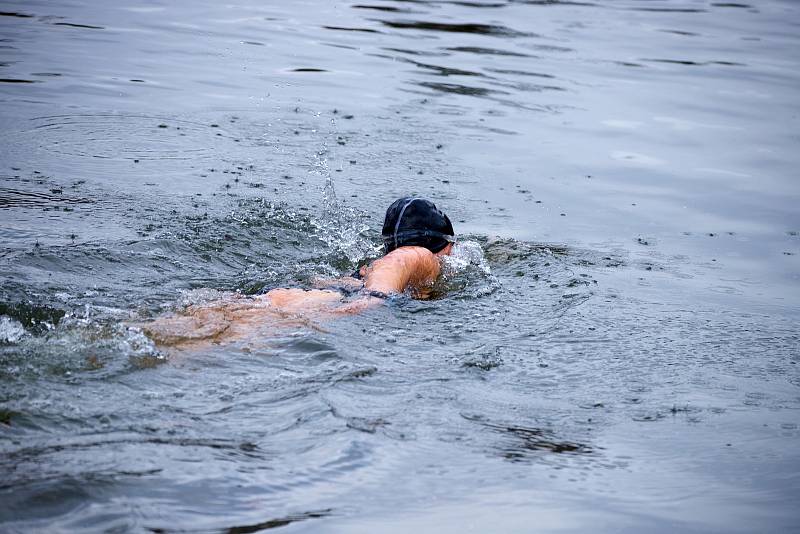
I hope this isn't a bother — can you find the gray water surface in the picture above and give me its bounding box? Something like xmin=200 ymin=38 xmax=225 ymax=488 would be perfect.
xmin=1 ymin=0 xmax=799 ymax=532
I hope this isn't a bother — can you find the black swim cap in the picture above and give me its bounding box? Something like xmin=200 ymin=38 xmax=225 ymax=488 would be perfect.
xmin=382 ymin=197 xmax=455 ymax=253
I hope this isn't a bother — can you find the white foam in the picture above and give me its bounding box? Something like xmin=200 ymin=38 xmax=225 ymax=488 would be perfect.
xmin=0 ymin=315 xmax=27 ymax=344
xmin=443 ymin=240 xmax=491 ymax=275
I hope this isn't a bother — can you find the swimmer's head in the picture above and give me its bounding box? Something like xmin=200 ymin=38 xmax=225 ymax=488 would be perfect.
xmin=382 ymin=197 xmax=455 ymax=254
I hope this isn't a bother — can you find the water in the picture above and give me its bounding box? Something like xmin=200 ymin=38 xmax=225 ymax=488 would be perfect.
xmin=1 ymin=0 xmax=799 ymax=532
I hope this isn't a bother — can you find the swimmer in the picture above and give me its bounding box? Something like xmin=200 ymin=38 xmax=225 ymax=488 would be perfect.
xmin=137 ymin=197 xmax=456 ymax=349
xmin=319 ymin=195 xmax=455 ymax=298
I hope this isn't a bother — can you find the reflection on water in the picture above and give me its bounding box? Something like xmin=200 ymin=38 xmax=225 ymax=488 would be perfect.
xmin=222 ymin=509 xmax=333 ymax=533
xmin=378 ymin=20 xmax=535 ymax=37
xmin=462 ymin=412 xmax=593 ymax=460
xmin=1 ymin=0 xmax=799 ymax=532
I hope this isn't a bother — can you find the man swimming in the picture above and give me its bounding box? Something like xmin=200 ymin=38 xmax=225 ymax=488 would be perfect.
xmin=138 ymin=197 xmax=456 ymax=349
xmin=331 ymin=196 xmax=455 ymax=297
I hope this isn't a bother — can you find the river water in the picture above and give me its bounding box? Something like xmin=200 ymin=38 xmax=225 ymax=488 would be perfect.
xmin=1 ymin=0 xmax=799 ymax=532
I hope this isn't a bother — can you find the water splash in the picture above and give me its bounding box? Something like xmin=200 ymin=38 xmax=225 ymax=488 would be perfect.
xmin=443 ymin=240 xmax=492 ymax=275
xmin=436 ymin=240 xmax=499 ymax=298
xmin=310 ymin=142 xmax=379 ymax=265
xmin=1 ymin=309 xmax=164 ymax=380
xmin=176 ymin=288 xmax=232 ymax=308
xmin=0 ymin=316 xmax=26 ymax=344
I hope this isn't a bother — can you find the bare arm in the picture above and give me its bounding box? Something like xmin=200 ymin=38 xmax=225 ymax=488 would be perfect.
xmin=137 ymin=248 xmax=444 ymax=348
xmin=329 ymin=247 xmax=441 ymax=315
xmin=362 ymin=246 xmax=441 ymax=296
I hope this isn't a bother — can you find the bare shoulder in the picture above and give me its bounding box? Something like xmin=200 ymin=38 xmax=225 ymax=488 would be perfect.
xmin=364 ymin=246 xmax=440 ymax=295
xmin=376 ymin=246 xmax=438 ymax=275
xmin=386 ymin=246 xmax=436 ymax=263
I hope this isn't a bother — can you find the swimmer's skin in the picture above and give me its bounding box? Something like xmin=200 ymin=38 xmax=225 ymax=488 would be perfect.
xmin=275 ymin=243 xmax=452 ymax=311
xmin=363 ymin=244 xmax=451 ymax=296
xmin=137 ymin=243 xmax=452 ymax=349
